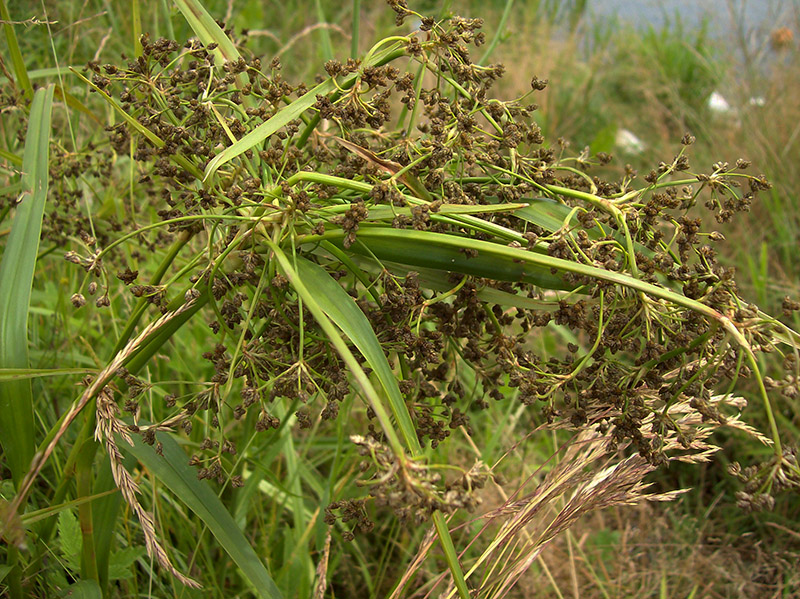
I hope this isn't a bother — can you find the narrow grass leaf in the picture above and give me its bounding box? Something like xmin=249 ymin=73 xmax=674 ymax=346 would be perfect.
xmin=270 ymin=245 xmax=406 ymax=455
xmin=0 ymin=85 xmax=54 ymax=486
xmin=173 ymin=0 xmax=242 ymax=65
xmin=54 ymin=85 xmax=103 ymax=125
xmin=203 ymin=79 xmax=336 ymax=181
xmin=282 ymin=254 xmax=470 ymax=597
xmin=91 ymin=458 xmax=128 ymax=590
xmin=204 ymin=44 xmax=405 ymax=180
xmin=0 ymin=367 xmax=95 ymax=381
xmin=122 ymin=430 xmax=283 ymax=599
xmin=0 ymin=148 xmax=22 ymax=167
xmin=0 ymin=0 xmax=33 ymax=98
xmin=172 ymin=0 xmax=253 ymax=97
xmin=19 ymin=489 xmax=118 ymax=526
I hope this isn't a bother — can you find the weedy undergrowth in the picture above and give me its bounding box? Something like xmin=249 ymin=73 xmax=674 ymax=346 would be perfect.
xmin=2 ymin=0 xmax=800 ymax=597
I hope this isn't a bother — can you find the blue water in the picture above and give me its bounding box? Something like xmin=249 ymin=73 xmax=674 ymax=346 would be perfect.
xmin=590 ymin=0 xmax=797 ymax=40
xmin=573 ymin=0 xmax=799 ymax=63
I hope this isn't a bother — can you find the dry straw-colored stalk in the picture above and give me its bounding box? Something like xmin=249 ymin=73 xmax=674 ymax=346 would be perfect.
xmin=4 ymin=299 xmax=200 ymax=584
xmin=391 ymin=394 xmax=762 ymax=599
xmin=95 ymin=386 xmax=200 ymax=588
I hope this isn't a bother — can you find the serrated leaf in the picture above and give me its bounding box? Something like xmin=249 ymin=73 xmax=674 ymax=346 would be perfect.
xmin=57 ymin=510 xmax=81 ymax=572
xmin=107 ymin=546 xmax=145 ymax=580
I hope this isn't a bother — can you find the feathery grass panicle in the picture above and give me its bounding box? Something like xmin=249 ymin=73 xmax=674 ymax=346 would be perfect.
xmin=95 ymin=386 xmax=201 ymax=588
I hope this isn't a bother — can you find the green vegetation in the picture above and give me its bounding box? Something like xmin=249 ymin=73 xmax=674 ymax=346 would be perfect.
xmin=1 ymin=1 xmax=799 ymax=597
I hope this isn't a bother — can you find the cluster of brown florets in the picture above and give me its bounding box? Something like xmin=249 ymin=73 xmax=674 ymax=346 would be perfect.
xmin=43 ymin=2 xmax=799 ymax=536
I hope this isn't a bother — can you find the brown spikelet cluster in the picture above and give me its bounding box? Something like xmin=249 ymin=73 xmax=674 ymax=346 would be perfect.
xmin=11 ymin=0 xmax=793 ymax=591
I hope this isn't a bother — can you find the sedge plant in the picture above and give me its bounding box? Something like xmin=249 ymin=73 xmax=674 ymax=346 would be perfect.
xmin=1 ymin=1 xmax=800 ymax=597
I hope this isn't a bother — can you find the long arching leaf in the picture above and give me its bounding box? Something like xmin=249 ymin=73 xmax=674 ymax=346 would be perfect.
xmin=0 ymin=85 xmax=54 ymax=486
xmin=122 ymin=431 xmax=283 ymax=599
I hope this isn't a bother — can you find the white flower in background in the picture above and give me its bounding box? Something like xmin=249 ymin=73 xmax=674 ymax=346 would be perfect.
xmin=707 ymin=91 xmax=733 ymax=114
xmin=615 ymin=128 xmax=645 ymax=154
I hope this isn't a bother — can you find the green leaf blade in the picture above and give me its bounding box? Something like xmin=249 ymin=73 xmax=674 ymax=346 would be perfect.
xmin=0 ymin=85 xmax=54 ymax=486
xmin=122 ymin=432 xmax=283 ymax=599
xmin=294 ymin=257 xmax=421 ymax=454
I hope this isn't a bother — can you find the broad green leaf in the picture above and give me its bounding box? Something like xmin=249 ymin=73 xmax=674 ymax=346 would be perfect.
xmin=0 ymin=85 xmax=54 ymax=486
xmin=336 ymin=226 xmax=574 ymax=291
xmin=333 ymin=227 xmax=728 ymax=324
xmin=293 ymin=257 xmax=421 ymax=454
xmin=59 ymin=580 xmax=102 ymax=599
xmin=121 ymin=431 xmax=283 ymax=599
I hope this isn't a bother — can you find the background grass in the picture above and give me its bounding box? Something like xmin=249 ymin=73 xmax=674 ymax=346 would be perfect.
xmin=1 ymin=1 xmax=799 ymax=597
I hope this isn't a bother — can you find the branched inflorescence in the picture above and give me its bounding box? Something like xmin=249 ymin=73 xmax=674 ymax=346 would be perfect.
xmin=44 ymin=1 xmax=800 ymax=575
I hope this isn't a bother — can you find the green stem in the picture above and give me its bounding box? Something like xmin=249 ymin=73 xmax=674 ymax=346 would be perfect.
xmin=351 ymin=0 xmax=361 ymax=58
xmin=132 ymin=0 xmax=142 ymax=58
xmin=296 ymin=45 xmax=407 ymax=148
xmin=314 ymin=0 xmax=334 ymax=61
xmin=478 ymin=0 xmax=515 ymax=66
xmin=743 ymin=347 xmax=782 ymax=456
xmin=433 ymin=512 xmax=470 ymax=599
xmin=77 ymin=433 xmax=99 ymax=583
